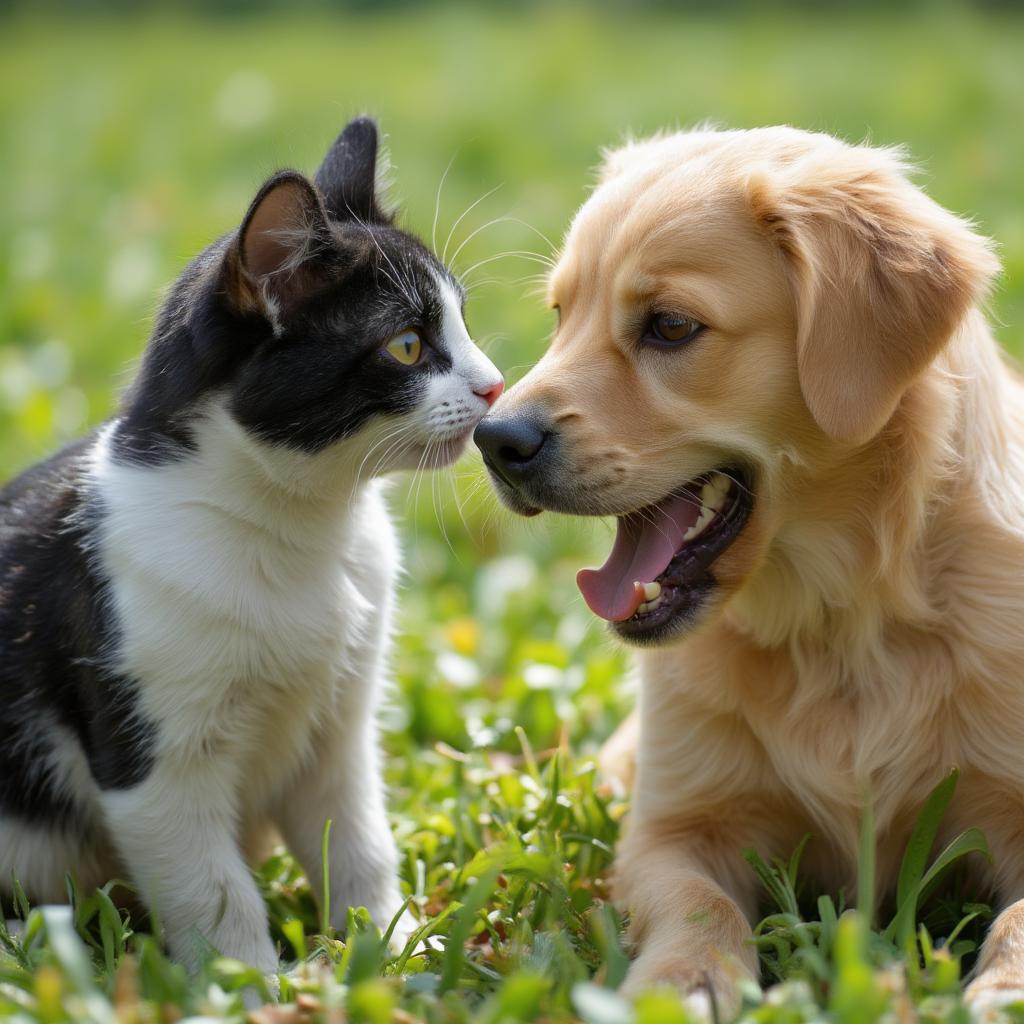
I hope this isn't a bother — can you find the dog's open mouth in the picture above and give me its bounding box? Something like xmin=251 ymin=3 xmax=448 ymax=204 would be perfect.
xmin=576 ymin=468 xmax=753 ymax=641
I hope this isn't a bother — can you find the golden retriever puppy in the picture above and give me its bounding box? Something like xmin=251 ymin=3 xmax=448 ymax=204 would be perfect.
xmin=474 ymin=126 xmax=1024 ymax=1015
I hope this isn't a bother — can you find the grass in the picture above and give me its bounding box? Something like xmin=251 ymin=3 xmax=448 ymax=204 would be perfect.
xmin=0 ymin=755 xmax=1001 ymax=1022
xmin=3 ymin=4 xmax=1024 ymax=1021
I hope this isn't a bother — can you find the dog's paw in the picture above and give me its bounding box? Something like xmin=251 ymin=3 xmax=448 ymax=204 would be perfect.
xmin=620 ymin=955 xmax=747 ymax=1020
xmin=965 ymin=975 xmax=1024 ymax=1021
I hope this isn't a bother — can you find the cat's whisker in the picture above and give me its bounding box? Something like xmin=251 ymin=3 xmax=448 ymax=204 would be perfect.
xmin=489 ymin=215 xmax=558 ymax=255
xmin=470 ymin=332 xmax=507 ymax=355
xmin=360 ymin=438 xmax=408 ymax=488
xmin=408 ymin=437 xmax=434 ymax=547
xmin=446 ymin=466 xmax=476 ymax=541
xmin=344 ymin=201 xmax=421 ymax=311
xmin=400 ymin=249 xmax=426 ymax=313
xmin=370 ymin=434 xmax=420 ymax=484
xmin=458 ymin=473 xmax=499 ymax=530
xmin=430 ymin=447 xmax=460 ymax=563
xmin=499 ymin=361 xmax=545 ymax=378
xmin=461 ymin=275 xmax=502 ymax=295
xmin=509 ymin=272 xmax=555 ymax=297
xmin=461 ymin=249 xmax=556 ymax=281
xmin=354 ymin=421 xmax=416 ymax=486
xmin=431 ymin=146 xmax=462 ymax=256
xmin=449 ymin=219 xmax=548 ymax=272
xmin=442 ymin=183 xmax=504 ymax=266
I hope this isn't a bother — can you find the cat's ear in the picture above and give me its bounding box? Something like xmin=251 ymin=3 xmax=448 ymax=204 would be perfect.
xmin=314 ymin=116 xmax=391 ymax=224
xmin=227 ymin=171 xmax=335 ymax=320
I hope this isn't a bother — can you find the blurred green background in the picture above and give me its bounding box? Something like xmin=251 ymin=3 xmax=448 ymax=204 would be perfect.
xmin=2 ymin=3 xmax=1024 ymax=757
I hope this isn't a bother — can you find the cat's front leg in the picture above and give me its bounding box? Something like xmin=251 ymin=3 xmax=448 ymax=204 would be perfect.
xmin=101 ymin=767 xmax=278 ymax=973
xmin=272 ymin=711 xmax=408 ymax=945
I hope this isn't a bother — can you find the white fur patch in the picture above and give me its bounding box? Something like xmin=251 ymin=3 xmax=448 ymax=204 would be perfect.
xmin=394 ymin=275 xmax=502 ymax=463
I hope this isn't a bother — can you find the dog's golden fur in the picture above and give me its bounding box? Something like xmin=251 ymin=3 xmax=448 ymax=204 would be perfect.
xmin=495 ymin=126 xmax=1024 ymax=1012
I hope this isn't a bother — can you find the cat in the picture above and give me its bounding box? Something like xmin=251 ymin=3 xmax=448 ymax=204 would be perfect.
xmin=0 ymin=116 xmax=503 ymax=973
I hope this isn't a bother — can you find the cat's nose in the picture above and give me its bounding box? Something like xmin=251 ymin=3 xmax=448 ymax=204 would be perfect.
xmin=474 ymin=379 xmax=505 ymax=408
xmin=473 ymin=413 xmax=549 ymax=486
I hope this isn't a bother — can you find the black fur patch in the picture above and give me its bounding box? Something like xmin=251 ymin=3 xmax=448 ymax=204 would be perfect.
xmin=112 ymin=120 xmax=463 ymax=462
xmin=0 ymin=439 xmax=155 ymax=829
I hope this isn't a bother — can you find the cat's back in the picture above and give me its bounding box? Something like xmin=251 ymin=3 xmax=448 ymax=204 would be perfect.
xmin=0 ymin=434 xmax=96 ymax=549
xmin=0 ymin=432 xmax=130 ymax=842
xmin=0 ymin=434 xmax=105 ymax=669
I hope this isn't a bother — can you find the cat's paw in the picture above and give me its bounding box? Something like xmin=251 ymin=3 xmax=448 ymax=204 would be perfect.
xmin=238 ymin=975 xmax=280 ymax=1013
xmin=331 ymin=892 xmax=418 ymax=952
xmin=379 ymin=900 xmax=419 ymax=952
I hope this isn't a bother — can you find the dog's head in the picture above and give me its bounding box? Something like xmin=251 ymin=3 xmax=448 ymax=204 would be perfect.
xmin=475 ymin=127 xmax=997 ymax=646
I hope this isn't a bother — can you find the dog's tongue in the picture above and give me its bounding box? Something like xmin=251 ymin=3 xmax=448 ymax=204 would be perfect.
xmin=577 ymin=494 xmax=701 ymax=621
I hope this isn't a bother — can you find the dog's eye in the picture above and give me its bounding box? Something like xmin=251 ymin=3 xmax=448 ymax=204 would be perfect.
xmin=384 ymin=329 xmax=423 ymax=366
xmin=644 ymin=312 xmax=705 ymax=347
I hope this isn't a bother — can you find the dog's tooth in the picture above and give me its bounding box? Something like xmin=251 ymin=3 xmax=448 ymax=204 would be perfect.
xmin=686 ymin=506 xmax=715 ymax=541
xmin=700 ymin=481 xmax=726 ymax=514
xmin=712 ymin=473 xmax=732 ymax=495
xmin=642 ymin=581 xmax=661 ymax=601
xmin=638 ymin=601 xmax=651 ymax=614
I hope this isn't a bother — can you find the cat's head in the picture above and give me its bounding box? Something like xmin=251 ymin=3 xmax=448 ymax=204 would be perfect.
xmin=124 ymin=117 xmax=503 ymax=478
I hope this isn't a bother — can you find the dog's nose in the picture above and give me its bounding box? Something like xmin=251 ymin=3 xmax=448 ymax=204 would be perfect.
xmin=473 ymin=415 xmax=549 ymax=485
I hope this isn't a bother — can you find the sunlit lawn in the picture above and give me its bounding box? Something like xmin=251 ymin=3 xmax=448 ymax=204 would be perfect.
xmin=2 ymin=6 xmax=1024 ymax=1021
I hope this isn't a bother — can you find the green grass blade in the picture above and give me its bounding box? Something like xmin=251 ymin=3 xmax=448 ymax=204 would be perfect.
xmin=744 ymin=848 xmax=799 ymax=917
xmin=917 ymin=828 xmax=991 ymax=906
xmin=440 ymin=865 xmax=501 ymax=994
xmin=320 ymin=817 xmax=333 ymax=937
xmin=818 ymin=894 xmax=839 ymax=957
xmin=857 ymin=794 xmax=876 ymax=927
xmin=885 ymin=768 xmax=960 ymax=947
xmin=896 ymin=769 xmax=959 ymax=912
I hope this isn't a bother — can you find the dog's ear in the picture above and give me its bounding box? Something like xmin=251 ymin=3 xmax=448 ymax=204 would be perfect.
xmin=748 ymin=145 xmax=998 ymax=442
xmin=314 ymin=116 xmax=391 ymax=224
xmin=226 ymin=171 xmax=335 ymax=320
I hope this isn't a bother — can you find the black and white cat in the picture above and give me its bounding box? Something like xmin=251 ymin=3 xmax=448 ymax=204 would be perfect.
xmin=0 ymin=117 xmax=503 ymax=971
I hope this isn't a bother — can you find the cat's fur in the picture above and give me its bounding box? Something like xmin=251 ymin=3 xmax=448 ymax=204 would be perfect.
xmin=0 ymin=117 xmax=502 ymax=971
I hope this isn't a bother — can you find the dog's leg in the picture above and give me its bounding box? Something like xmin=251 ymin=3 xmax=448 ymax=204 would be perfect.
xmin=271 ymin=708 xmax=406 ymax=945
xmin=615 ymin=822 xmax=759 ymax=1016
xmin=956 ymin=798 xmax=1024 ymax=1013
xmin=965 ymin=899 xmax=1024 ymax=1012
xmin=599 ymin=710 xmax=639 ymax=791
xmin=101 ymin=769 xmax=278 ymax=974
xmin=613 ymin=654 xmax=783 ymax=1015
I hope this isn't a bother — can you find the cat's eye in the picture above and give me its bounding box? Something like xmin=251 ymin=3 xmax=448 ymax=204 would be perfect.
xmin=384 ymin=330 xmax=423 ymax=366
xmin=642 ymin=312 xmax=705 ymax=348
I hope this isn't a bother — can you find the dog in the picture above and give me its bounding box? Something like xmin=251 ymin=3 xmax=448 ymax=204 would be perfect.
xmin=474 ymin=126 xmax=1024 ymax=1015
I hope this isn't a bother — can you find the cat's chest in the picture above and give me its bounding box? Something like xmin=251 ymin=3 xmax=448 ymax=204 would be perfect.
xmin=93 ymin=457 xmax=397 ymax=759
